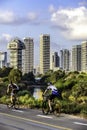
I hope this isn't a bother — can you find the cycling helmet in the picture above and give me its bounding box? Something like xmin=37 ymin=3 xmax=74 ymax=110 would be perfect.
xmin=47 ymin=82 xmax=52 ymax=86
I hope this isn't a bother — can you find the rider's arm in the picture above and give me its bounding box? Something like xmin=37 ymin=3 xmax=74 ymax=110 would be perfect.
xmin=43 ymin=86 xmax=50 ymax=95
xmin=7 ymin=84 xmax=10 ymax=94
xmin=43 ymin=89 xmax=47 ymax=95
xmin=14 ymin=83 xmax=19 ymax=90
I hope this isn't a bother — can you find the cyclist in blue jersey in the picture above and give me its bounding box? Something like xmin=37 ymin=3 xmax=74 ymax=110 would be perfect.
xmin=43 ymin=82 xmax=59 ymax=112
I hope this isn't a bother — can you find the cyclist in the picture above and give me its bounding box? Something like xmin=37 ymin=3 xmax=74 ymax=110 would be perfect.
xmin=7 ymin=81 xmax=19 ymax=108
xmin=43 ymin=82 xmax=59 ymax=112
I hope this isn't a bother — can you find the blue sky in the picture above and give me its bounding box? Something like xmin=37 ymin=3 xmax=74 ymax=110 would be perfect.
xmin=0 ymin=0 xmax=87 ymax=66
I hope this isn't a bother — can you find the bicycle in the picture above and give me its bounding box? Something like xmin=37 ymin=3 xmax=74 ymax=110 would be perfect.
xmin=6 ymin=94 xmax=19 ymax=109
xmin=42 ymin=95 xmax=61 ymax=117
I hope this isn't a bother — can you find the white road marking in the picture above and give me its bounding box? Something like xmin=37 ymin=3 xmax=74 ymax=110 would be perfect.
xmin=37 ymin=114 xmax=53 ymax=119
xmin=12 ymin=109 xmax=24 ymax=113
xmin=74 ymin=122 xmax=87 ymax=126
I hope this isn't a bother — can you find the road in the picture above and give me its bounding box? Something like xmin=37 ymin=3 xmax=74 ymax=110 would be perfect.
xmin=0 ymin=104 xmax=87 ymax=130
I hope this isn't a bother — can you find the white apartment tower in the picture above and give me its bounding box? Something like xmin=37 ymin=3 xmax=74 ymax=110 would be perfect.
xmin=0 ymin=52 xmax=7 ymax=68
xmin=72 ymin=45 xmax=81 ymax=71
xmin=7 ymin=38 xmax=24 ymax=71
xmin=40 ymin=34 xmax=50 ymax=74
xmin=60 ymin=49 xmax=70 ymax=71
xmin=81 ymin=41 xmax=87 ymax=72
xmin=22 ymin=37 xmax=34 ymax=74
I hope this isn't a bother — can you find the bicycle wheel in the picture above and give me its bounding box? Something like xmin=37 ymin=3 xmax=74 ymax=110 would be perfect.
xmin=7 ymin=101 xmax=13 ymax=109
xmin=7 ymin=101 xmax=19 ymax=109
xmin=42 ymin=100 xmax=49 ymax=115
xmin=7 ymin=97 xmax=19 ymax=109
xmin=14 ymin=100 xmax=19 ymax=109
xmin=53 ymin=103 xmax=61 ymax=117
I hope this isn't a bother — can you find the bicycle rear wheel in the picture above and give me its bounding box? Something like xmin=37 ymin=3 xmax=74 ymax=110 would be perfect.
xmin=53 ymin=103 xmax=61 ymax=117
xmin=54 ymin=107 xmax=61 ymax=117
xmin=42 ymin=100 xmax=49 ymax=115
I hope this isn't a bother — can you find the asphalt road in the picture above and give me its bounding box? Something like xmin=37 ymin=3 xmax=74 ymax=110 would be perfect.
xmin=0 ymin=104 xmax=87 ymax=130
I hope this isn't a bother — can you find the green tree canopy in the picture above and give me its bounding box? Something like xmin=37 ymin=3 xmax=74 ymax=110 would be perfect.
xmin=8 ymin=68 xmax=22 ymax=83
xmin=0 ymin=67 xmax=12 ymax=77
xmin=22 ymin=72 xmax=35 ymax=83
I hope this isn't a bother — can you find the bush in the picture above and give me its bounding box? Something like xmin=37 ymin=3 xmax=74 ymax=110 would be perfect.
xmin=80 ymin=104 xmax=87 ymax=116
xmin=34 ymin=99 xmax=42 ymax=108
xmin=0 ymin=96 xmax=7 ymax=104
xmin=17 ymin=90 xmax=31 ymax=96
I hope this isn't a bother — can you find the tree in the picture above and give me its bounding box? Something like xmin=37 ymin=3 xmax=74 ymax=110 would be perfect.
xmin=22 ymin=72 xmax=35 ymax=83
xmin=8 ymin=68 xmax=22 ymax=83
xmin=0 ymin=67 xmax=12 ymax=77
xmin=50 ymin=70 xmax=65 ymax=83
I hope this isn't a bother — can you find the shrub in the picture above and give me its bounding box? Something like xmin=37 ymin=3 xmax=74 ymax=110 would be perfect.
xmin=0 ymin=96 xmax=7 ymax=104
xmin=17 ymin=90 xmax=31 ymax=96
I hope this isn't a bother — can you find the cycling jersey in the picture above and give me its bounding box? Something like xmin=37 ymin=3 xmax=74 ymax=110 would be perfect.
xmin=7 ymin=83 xmax=19 ymax=95
xmin=47 ymin=85 xmax=59 ymax=96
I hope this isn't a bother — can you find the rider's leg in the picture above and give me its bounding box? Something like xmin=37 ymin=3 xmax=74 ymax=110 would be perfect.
xmin=48 ymin=99 xmax=52 ymax=111
xmin=11 ymin=95 xmax=12 ymax=103
xmin=13 ymin=100 xmax=16 ymax=108
xmin=10 ymin=95 xmax=14 ymax=107
xmin=12 ymin=95 xmax=16 ymax=108
xmin=49 ymin=95 xmax=55 ymax=112
xmin=11 ymin=94 xmax=16 ymax=107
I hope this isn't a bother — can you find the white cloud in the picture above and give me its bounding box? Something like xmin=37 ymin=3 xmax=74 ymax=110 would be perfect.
xmin=0 ymin=33 xmax=12 ymax=51
xmin=0 ymin=10 xmax=16 ymax=24
xmin=50 ymin=6 xmax=87 ymax=40
xmin=27 ymin=12 xmax=38 ymax=21
xmin=27 ymin=12 xmax=41 ymax=25
xmin=0 ymin=33 xmax=12 ymax=42
xmin=0 ymin=10 xmax=39 ymax=25
xmin=49 ymin=4 xmax=56 ymax=13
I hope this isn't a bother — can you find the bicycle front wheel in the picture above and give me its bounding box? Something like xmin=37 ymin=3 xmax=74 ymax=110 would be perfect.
xmin=7 ymin=102 xmax=13 ymax=109
xmin=14 ymin=102 xmax=19 ymax=109
xmin=7 ymin=99 xmax=19 ymax=109
xmin=42 ymin=100 xmax=49 ymax=115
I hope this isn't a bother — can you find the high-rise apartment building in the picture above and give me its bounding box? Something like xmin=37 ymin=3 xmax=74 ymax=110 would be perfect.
xmin=7 ymin=38 xmax=24 ymax=71
xmin=72 ymin=45 xmax=81 ymax=71
xmin=81 ymin=41 xmax=87 ymax=72
xmin=50 ymin=52 xmax=60 ymax=70
xmin=60 ymin=49 xmax=70 ymax=71
xmin=0 ymin=52 xmax=7 ymax=68
xmin=22 ymin=37 xmax=34 ymax=74
xmin=40 ymin=34 xmax=50 ymax=74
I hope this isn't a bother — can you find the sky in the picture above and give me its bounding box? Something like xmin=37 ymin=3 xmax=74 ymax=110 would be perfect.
xmin=0 ymin=0 xmax=87 ymax=66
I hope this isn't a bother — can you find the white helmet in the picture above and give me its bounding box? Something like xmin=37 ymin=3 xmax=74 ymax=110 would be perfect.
xmin=47 ymin=82 xmax=52 ymax=86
